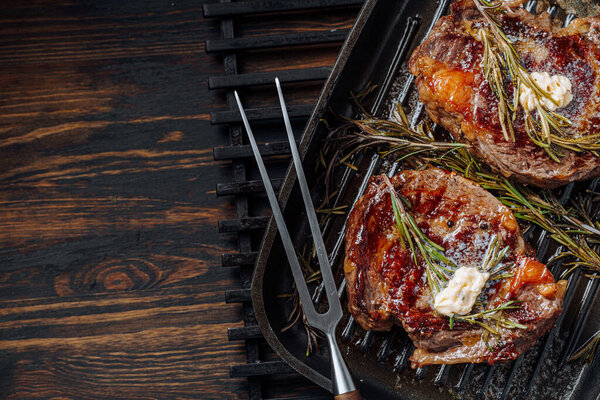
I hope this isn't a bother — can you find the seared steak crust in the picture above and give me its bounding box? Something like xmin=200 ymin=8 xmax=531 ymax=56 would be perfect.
xmin=344 ymin=169 xmax=566 ymax=367
xmin=408 ymin=0 xmax=600 ymax=188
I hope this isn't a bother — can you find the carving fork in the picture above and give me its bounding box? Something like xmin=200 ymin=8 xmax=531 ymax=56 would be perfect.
xmin=234 ymin=79 xmax=361 ymax=400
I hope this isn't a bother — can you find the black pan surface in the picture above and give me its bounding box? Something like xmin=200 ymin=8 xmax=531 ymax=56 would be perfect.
xmin=251 ymin=0 xmax=600 ymax=398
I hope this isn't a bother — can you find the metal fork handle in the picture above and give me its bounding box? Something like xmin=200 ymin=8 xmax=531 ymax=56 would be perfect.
xmin=326 ymin=331 xmax=358 ymax=396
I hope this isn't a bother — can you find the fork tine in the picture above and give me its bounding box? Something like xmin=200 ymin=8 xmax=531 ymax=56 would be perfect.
xmin=275 ymin=78 xmax=342 ymax=322
xmin=233 ymin=91 xmax=319 ymax=322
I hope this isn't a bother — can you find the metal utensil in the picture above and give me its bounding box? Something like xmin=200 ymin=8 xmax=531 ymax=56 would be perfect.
xmin=234 ymin=78 xmax=361 ymax=400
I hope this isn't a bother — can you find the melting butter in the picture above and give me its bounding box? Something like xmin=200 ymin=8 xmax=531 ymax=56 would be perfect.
xmin=519 ymin=71 xmax=573 ymax=112
xmin=434 ymin=267 xmax=489 ymax=316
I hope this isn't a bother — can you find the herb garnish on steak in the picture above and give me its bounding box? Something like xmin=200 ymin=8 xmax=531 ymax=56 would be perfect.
xmin=344 ymin=168 xmax=566 ymax=366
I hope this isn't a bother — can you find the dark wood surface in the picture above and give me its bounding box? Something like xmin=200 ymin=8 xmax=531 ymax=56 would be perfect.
xmin=0 ymin=1 xmax=358 ymax=399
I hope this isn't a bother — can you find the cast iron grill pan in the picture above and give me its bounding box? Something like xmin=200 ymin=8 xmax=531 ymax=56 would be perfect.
xmin=251 ymin=0 xmax=600 ymax=398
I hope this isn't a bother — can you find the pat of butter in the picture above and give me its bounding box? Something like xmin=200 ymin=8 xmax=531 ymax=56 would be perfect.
xmin=519 ymin=71 xmax=573 ymax=112
xmin=434 ymin=267 xmax=490 ymax=316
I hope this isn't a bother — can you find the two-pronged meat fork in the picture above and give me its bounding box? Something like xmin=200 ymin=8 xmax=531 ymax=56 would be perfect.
xmin=234 ymin=79 xmax=361 ymax=400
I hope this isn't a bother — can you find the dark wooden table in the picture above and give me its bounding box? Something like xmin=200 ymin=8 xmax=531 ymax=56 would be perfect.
xmin=0 ymin=1 xmax=358 ymax=399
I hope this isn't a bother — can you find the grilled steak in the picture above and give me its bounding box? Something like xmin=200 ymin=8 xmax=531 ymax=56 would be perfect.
xmin=344 ymin=168 xmax=566 ymax=367
xmin=408 ymin=0 xmax=600 ymax=188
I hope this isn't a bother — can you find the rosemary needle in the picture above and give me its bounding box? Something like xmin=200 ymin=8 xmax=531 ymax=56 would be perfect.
xmin=453 ymin=300 xmax=527 ymax=334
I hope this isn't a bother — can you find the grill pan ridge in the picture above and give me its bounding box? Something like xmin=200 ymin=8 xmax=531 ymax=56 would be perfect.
xmin=250 ymin=0 xmax=600 ymax=398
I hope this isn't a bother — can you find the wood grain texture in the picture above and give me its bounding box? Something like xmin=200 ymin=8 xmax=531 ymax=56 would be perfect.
xmin=0 ymin=0 xmax=359 ymax=398
xmin=0 ymin=0 xmax=246 ymax=399
xmin=334 ymin=390 xmax=363 ymax=400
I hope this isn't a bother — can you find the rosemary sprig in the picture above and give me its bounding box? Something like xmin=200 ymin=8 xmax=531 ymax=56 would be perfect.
xmin=569 ymin=329 xmax=600 ymax=365
xmin=482 ymin=331 xmax=495 ymax=352
xmin=481 ymin=234 xmax=509 ymax=271
xmin=473 ymin=0 xmax=600 ymax=161
xmin=481 ymin=234 xmax=512 ymax=280
xmin=382 ymin=175 xmax=457 ymax=296
xmin=454 ymin=300 xmax=527 ymax=334
xmin=479 ymin=27 xmax=515 ymax=142
xmin=325 ymin=118 xmax=468 ymax=174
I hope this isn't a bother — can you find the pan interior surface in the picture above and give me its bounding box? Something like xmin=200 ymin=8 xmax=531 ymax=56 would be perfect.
xmin=251 ymin=0 xmax=600 ymax=399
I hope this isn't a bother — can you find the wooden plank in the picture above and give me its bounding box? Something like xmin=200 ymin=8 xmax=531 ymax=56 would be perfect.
xmin=216 ymin=178 xmax=283 ymax=196
xmin=0 ymin=1 xmax=247 ymax=398
xmin=229 ymin=360 xmax=294 ymax=377
xmin=228 ymin=325 xmax=263 ymax=340
xmin=214 ymin=141 xmax=291 ymax=160
xmin=203 ymin=0 xmax=363 ymax=17
xmin=210 ymin=104 xmax=313 ymax=125
xmin=208 ymin=66 xmax=331 ymax=89
xmin=225 ymin=289 xmax=252 ymax=303
xmin=219 ymin=216 xmax=270 ymax=233
xmin=222 ymin=252 xmax=258 ymax=267
xmin=206 ymin=29 xmax=349 ymax=53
